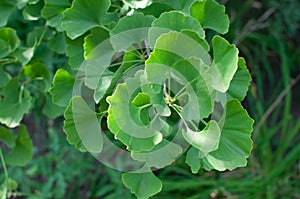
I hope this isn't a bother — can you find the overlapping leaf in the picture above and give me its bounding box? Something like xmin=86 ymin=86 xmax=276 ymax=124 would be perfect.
xmin=61 ymin=0 xmax=110 ymax=39
xmin=0 ymin=27 xmax=20 ymax=58
xmin=190 ymin=0 xmax=229 ymax=34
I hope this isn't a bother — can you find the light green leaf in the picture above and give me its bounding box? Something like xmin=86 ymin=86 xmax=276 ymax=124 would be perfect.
xmin=63 ymin=96 xmax=103 ymax=153
xmin=94 ymin=71 xmax=114 ymax=103
xmin=201 ymin=100 xmax=254 ymax=171
xmin=83 ymin=27 xmax=109 ymax=59
xmin=61 ymin=0 xmax=111 ymax=39
xmin=122 ymin=172 xmax=162 ymax=199
xmin=42 ymin=93 xmax=65 ymax=119
xmin=226 ymin=58 xmax=251 ymax=101
xmin=49 ymin=69 xmax=74 ymax=107
xmin=149 ymin=11 xmax=205 ymax=47
xmin=210 ymin=36 xmax=238 ymax=92
xmin=0 ymin=126 xmax=15 ymax=148
xmin=65 ymin=35 xmax=85 ymax=70
xmin=6 ymin=125 xmax=33 ymax=166
xmin=182 ymin=120 xmax=221 ymax=154
xmin=0 ymin=1 xmax=15 ymax=27
xmin=132 ymin=93 xmax=150 ymax=107
xmin=110 ymin=13 xmax=154 ymax=51
xmin=23 ymin=62 xmax=51 ymax=91
xmin=107 ymin=71 xmax=163 ymax=152
xmin=131 ymin=140 xmax=182 ymax=168
xmin=41 ymin=0 xmax=71 ymax=31
xmin=190 ymin=0 xmax=229 ymax=34
xmin=0 ymin=27 xmax=20 ymax=58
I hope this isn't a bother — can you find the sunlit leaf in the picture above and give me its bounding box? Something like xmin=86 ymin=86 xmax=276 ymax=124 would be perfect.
xmin=190 ymin=0 xmax=229 ymax=34
xmin=149 ymin=11 xmax=205 ymax=47
xmin=210 ymin=36 xmax=238 ymax=92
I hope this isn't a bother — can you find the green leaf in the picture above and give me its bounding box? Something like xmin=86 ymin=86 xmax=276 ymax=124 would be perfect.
xmin=210 ymin=36 xmax=239 ymax=92
xmin=0 ymin=1 xmax=15 ymax=27
xmin=0 ymin=27 xmax=20 ymax=58
xmin=201 ymin=100 xmax=254 ymax=171
xmin=0 ymin=67 xmax=11 ymax=88
xmin=107 ymin=71 xmax=163 ymax=152
xmin=42 ymin=93 xmax=65 ymax=119
xmin=83 ymin=27 xmax=110 ymax=59
xmin=47 ymin=32 xmax=66 ymax=54
xmin=49 ymin=69 xmax=74 ymax=107
xmin=132 ymin=93 xmax=150 ymax=107
xmin=26 ymin=26 xmax=53 ymax=47
xmin=110 ymin=13 xmax=154 ymax=51
xmin=149 ymin=11 xmax=205 ymax=47
xmin=63 ymin=96 xmax=103 ymax=153
xmin=22 ymin=0 xmax=44 ymax=21
xmin=65 ymin=35 xmax=85 ymax=70
xmin=154 ymin=0 xmax=197 ymax=14
xmin=0 ymin=79 xmax=32 ymax=128
xmin=122 ymin=172 xmax=162 ymax=199
xmin=41 ymin=0 xmax=71 ymax=31
xmin=141 ymin=3 xmax=173 ymax=18
xmin=190 ymin=0 xmax=229 ymax=34
xmin=226 ymin=58 xmax=251 ymax=101
xmin=0 ymin=126 xmax=15 ymax=148
xmin=23 ymin=62 xmax=51 ymax=91
xmin=6 ymin=125 xmax=33 ymax=166
xmin=13 ymin=47 xmax=35 ymax=65
xmin=186 ymin=146 xmax=201 ymax=174
xmin=182 ymin=120 xmax=221 ymax=154
xmin=131 ymin=140 xmax=182 ymax=168
xmin=61 ymin=0 xmax=111 ymax=39
xmin=94 ymin=71 xmax=114 ymax=103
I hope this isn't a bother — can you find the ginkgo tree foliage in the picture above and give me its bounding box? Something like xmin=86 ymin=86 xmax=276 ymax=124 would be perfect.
xmin=0 ymin=0 xmax=254 ymax=198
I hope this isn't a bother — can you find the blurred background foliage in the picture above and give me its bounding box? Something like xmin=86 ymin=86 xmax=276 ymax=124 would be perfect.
xmin=1 ymin=0 xmax=299 ymax=198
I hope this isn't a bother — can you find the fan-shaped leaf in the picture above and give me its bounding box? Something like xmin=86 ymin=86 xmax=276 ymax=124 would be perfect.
xmin=0 ymin=126 xmax=15 ymax=148
xmin=110 ymin=13 xmax=154 ymax=51
xmin=149 ymin=11 xmax=205 ymax=47
xmin=61 ymin=0 xmax=110 ymax=39
xmin=190 ymin=0 xmax=229 ymax=34
xmin=5 ymin=125 xmax=33 ymax=166
xmin=122 ymin=172 xmax=162 ymax=199
xmin=0 ymin=27 xmax=20 ymax=58
xmin=210 ymin=36 xmax=238 ymax=92
xmin=0 ymin=1 xmax=15 ymax=27
xmin=49 ymin=69 xmax=74 ymax=107
xmin=63 ymin=96 xmax=103 ymax=153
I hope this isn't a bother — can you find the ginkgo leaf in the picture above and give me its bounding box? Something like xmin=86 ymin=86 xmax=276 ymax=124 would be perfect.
xmin=22 ymin=0 xmax=44 ymax=21
xmin=0 ymin=1 xmax=15 ymax=27
xmin=110 ymin=13 xmax=154 ymax=51
xmin=0 ymin=67 xmax=11 ymax=88
xmin=0 ymin=79 xmax=32 ymax=128
xmin=41 ymin=0 xmax=70 ymax=31
xmin=49 ymin=69 xmax=74 ymax=107
xmin=63 ymin=96 xmax=103 ymax=153
xmin=154 ymin=0 xmax=197 ymax=14
xmin=83 ymin=27 xmax=110 ymax=59
xmin=122 ymin=171 xmax=162 ymax=199
xmin=190 ymin=0 xmax=229 ymax=34
xmin=0 ymin=126 xmax=15 ymax=148
xmin=0 ymin=27 xmax=20 ymax=58
xmin=201 ymin=100 xmax=254 ymax=171
xmin=42 ymin=93 xmax=65 ymax=119
xmin=210 ymin=36 xmax=239 ymax=92
xmin=107 ymin=71 xmax=163 ymax=152
xmin=123 ymin=0 xmax=151 ymax=9
xmin=131 ymin=140 xmax=182 ymax=168
xmin=185 ymin=146 xmax=201 ymax=174
xmin=149 ymin=11 xmax=205 ymax=47
xmin=65 ymin=35 xmax=85 ymax=70
xmin=182 ymin=120 xmax=221 ymax=154
xmin=226 ymin=57 xmax=251 ymax=101
xmin=61 ymin=0 xmax=110 ymax=39
xmin=47 ymin=32 xmax=66 ymax=54
xmin=5 ymin=125 xmax=33 ymax=166
xmin=141 ymin=3 xmax=173 ymax=18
